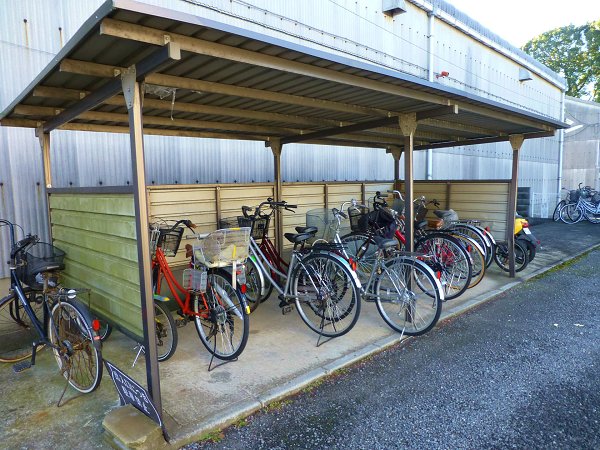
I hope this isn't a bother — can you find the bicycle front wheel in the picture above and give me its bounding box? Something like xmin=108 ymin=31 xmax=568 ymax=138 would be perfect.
xmin=292 ymin=253 xmax=361 ymax=338
xmin=552 ymin=200 xmax=566 ymax=222
xmin=415 ymin=233 xmax=472 ymax=301
xmin=374 ymin=257 xmax=443 ymax=336
xmin=0 ymin=289 xmax=44 ymax=363
xmin=49 ymin=299 xmax=102 ymax=393
xmin=193 ymin=270 xmax=249 ymax=360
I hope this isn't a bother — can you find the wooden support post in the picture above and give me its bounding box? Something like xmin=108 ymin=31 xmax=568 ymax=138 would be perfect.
xmin=215 ymin=186 xmax=222 ymax=226
xmin=122 ymin=67 xmax=162 ymax=414
xmin=507 ymin=134 xmax=525 ymax=278
xmin=36 ymin=127 xmax=53 ymax=241
xmin=270 ymin=138 xmax=284 ymax=257
xmin=324 ymin=183 xmax=329 ymax=210
xmin=389 ymin=146 xmax=403 ymax=187
xmin=399 ymin=114 xmax=417 ymax=252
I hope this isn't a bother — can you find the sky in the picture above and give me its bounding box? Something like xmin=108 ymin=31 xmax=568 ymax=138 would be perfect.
xmin=444 ymin=0 xmax=600 ymax=47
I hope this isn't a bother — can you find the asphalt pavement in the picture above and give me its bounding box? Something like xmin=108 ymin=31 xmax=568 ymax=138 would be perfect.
xmin=187 ymin=246 xmax=600 ymax=450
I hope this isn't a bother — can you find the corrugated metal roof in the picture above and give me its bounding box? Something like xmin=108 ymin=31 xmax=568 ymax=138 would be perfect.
xmin=0 ymin=0 xmax=566 ymax=150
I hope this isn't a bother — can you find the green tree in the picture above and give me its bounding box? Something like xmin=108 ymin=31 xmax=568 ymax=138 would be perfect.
xmin=522 ymin=21 xmax=600 ymax=102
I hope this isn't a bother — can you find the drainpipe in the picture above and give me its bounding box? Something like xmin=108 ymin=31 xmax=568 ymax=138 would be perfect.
xmin=426 ymin=8 xmax=435 ymax=180
xmin=557 ymin=91 xmax=565 ymax=203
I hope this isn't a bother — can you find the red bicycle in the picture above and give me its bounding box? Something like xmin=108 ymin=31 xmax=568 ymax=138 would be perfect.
xmin=149 ymin=219 xmax=250 ymax=365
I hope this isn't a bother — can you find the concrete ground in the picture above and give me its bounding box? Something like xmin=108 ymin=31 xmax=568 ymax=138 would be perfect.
xmin=0 ymin=220 xmax=598 ymax=449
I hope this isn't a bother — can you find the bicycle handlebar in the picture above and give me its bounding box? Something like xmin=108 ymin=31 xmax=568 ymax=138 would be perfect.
xmin=1 ymin=219 xmax=38 ymax=260
xmin=387 ymin=190 xmax=404 ymax=201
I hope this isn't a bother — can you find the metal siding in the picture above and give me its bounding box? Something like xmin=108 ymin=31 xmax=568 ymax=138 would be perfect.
xmin=0 ymin=0 xmax=564 ymax=276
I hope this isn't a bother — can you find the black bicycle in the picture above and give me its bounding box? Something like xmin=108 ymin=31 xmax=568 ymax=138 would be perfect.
xmin=0 ymin=219 xmax=103 ymax=394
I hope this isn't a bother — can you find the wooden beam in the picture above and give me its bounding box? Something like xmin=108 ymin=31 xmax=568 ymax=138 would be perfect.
xmin=419 ymin=118 xmax=499 ymax=136
xmin=413 ymin=131 xmax=555 ymax=150
xmin=60 ymin=59 xmax=392 ymax=118
xmin=99 ymin=18 xmax=449 ymax=107
xmin=43 ymin=43 xmax=181 ymax=132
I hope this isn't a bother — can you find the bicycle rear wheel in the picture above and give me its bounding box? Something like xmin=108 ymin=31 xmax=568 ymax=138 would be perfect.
xmin=292 ymin=253 xmax=361 ymax=338
xmin=450 ymin=234 xmax=486 ymax=289
xmin=193 ymin=270 xmax=249 ymax=360
xmin=154 ymin=300 xmax=177 ymax=362
xmin=340 ymin=232 xmax=378 ymax=285
xmin=493 ymin=241 xmax=529 ymax=272
xmin=374 ymin=257 xmax=443 ymax=336
xmin=49 ymin=299 xmax=102 ymax=393
xmin=552 ymin=200 xmax=566 ymax=222
xmin=0 ymin=289 xmax=44 ymax=363
xmin=415 ymin=233 xmax=472 ymax=301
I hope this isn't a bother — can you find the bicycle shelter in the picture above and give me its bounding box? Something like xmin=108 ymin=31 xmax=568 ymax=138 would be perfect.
xmin=0 ymin=0 xmax=566 ymax=443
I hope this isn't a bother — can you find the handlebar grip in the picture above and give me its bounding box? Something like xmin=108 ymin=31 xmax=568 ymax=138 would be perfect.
xmin=286 ymin=204 xmax=298 ymax=209
xmin=11 ymin=235 xmax=37 ymax=258
xmin=339 ymin=210 xmax=348 ymax=219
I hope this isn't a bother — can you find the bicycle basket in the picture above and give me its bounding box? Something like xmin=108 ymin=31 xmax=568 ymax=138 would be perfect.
xmin=16 ymin=242 xmax=65 ymax=288
xmin=153 ymin=227 xmax=184 ymax=257
xmin=414 ymin=202 xmax=428 ymax=222
xmin=219 ymin=216 xmax=268 ymax=240
xmin=348 ymin=205 xmax=369 ymax=232
xmin=306 ymin=208 xmax=341 ymax=241
xmin=193 ymin=227 xmax=251 ymax=268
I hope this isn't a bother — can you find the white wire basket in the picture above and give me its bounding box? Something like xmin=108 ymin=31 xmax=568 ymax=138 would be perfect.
xmin=193 ymin=227 xmax=251 ymax=268
xmin=182 ymin=268 xmax=207 ymax=292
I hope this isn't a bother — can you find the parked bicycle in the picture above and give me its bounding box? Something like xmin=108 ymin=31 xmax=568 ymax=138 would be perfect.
xmin=223 ymin=199 xmax=362 ymax=343
xmin=148 ymin=219 xmax=250 ymax=366
xmin=314 ymin=204 xmax=445 ymax=336
xmin=347 ymin=192 xmax=473 ymax=300
xmin=559 ymin=184 xmax=600 ymax=224
xmin=0 ymin=219 xmax=103 ymax=395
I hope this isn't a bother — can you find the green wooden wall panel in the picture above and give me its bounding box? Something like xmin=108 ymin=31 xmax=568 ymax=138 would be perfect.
xmin=52 ymin=225 xmax=138 ymax=262
xmin=50 ymin=194 xmax=135 ymax=216
xmin=50 ymin=193 xmax=142 ymax=340
xmin=52 ymin=210 xmax=137 ymax=240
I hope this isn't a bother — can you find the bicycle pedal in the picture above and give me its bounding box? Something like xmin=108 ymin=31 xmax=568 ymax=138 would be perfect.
xmin=13 ymin=360 xmax=32 ymax=373
xmin=281 ymin=305 xmax=294 ymax=315
xmin=175 ymin=318 xmax=188 ymax=328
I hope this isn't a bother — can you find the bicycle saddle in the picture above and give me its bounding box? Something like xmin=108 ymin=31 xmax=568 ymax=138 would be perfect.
xmin=372 ymin=235 xmax=397 ymax=250
xmin=284 ymin=232 xmax=313 ymax=244
xmin=294 ymin=226 xmax=318 ymax=235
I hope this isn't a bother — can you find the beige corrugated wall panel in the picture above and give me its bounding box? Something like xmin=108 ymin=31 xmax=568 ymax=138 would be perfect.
xmin=49 ymin=192 xmax=142 ymax=339
xmin=398 ymin=181 xmax=509 ymax=239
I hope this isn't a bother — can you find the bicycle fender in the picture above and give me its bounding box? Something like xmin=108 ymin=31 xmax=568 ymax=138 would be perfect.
xmin=309 ymin=249 xmax=362 ymax=290
xmin=66 ymin=297 xmax=103 ymax=351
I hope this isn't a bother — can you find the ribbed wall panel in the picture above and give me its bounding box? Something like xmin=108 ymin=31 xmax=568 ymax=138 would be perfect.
xmin=0 ymin=0 xmax=564 ymax=277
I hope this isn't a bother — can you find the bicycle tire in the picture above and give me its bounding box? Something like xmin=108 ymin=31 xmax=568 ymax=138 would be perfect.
xmin=98 ymin=320 xmax=112 ymax=342
xmin=292 ymin=252 xmax=361 ymax=338
xmin=0 ymin=289 xmax=44 ymax=363
xmin=340 ymin=232 xmax=378 ymax=284
xmin=49 ymin=298 xmax=102 ymax=393
xmin=415 ymin=233 xmax=472 ymax=301
xmin=193 ymin=269 xmax=249 ymax=361
xmin=552 ymin=200 xmax=566 ymax=222
xmin=449 ymin=233 xmax=486 ymax=289
xmin=559 ymin=203 xmax=580 ymax=224
xmin=493 ymin=241 xmax=529 ymax=272
xmin=374 ymin=257 xmax=443 ymax=336
xmin=244 ymin=257 xmax=263 ymax=313
xmin=450 ymin=224 xmax=489 ymax=267
xmin=517 ymin=238 xmax=537 ymax=263
xmin=154 ymin=300 xmax=177 ymax=362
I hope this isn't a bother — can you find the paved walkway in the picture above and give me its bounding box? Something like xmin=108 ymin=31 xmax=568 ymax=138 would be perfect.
xmin=0 ymin=220 xmax=598 ymax=449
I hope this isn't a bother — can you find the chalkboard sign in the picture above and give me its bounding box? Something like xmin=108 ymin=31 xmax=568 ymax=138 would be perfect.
xmin=103 ymin=359 xmax=162 ymax=427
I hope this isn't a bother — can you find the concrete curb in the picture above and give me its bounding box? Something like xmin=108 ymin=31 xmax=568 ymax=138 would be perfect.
xmin=161 ymin=243 xmax=600 ymax=448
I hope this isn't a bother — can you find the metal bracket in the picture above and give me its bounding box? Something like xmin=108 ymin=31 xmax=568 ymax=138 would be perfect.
xmin=121 ymin=66 xmax=137 ymax=110
xmin=398 ymin=113 xmax=417 ymax=137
